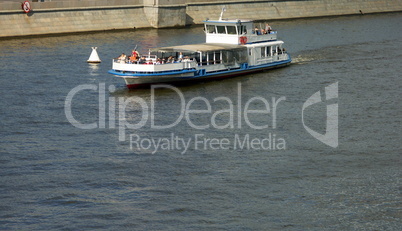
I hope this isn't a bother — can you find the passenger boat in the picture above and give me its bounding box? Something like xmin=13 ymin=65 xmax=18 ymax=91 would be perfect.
xmin=108 ymin=11 xmax=291 ymax=89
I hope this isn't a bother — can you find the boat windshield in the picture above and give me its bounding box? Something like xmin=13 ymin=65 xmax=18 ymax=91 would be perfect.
xmin=205 ymin=24 xmax=239 ymax=35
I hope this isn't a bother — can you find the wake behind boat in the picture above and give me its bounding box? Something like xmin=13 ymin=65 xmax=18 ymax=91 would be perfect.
xmin=108 ymin=10 xmax=291 ymax=89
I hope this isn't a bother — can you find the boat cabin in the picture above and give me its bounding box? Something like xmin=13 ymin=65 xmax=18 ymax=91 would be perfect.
xmin=204 ymin=19 xmax=277 ymax=45
xmin=150 ymin=43 xmax=247 ymax=67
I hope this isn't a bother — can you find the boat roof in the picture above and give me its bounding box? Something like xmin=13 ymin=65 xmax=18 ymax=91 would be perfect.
xmin=151 ymin=43 xmax=246 ymax=53
xmin=203 ymin=19 xmax=253 ymax=24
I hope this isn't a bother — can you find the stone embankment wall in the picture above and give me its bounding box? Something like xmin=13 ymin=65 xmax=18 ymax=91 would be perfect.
xmin=185 ymin=0 xmax=402 ymax=23
xmin=0 ymin=0 xmax=401 ymax=38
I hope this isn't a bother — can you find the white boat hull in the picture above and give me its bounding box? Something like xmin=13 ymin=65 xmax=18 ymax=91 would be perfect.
xmin=112 ymin=57 xmax=291 ymax=89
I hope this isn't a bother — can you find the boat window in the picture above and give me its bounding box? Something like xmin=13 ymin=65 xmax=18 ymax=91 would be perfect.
xmin=203 ymin=51 xmax=223 ymax=65
xmin=267 ymin=46 xmax=272 ymax=56
xmin=222 ymin=49 xmax=247 ymax=65
xmin=226 ymin=26 xmax=237 ymax=35
xmin=206 ymin=52 xmax=213 ymax=65
xmin=217 ymin=26 xmax=226 ymax=34
xmin=215 ymin=51 xmax=221 ymax=63
xmin=206 ymin=25 xmax=216 ymax=34
xmin=237 ymin=25 xmax=246 ymax=35
xmin=261 ymin=47 xmax=266 ymax=58
xmin=222 ymin=51 xmax=233 ymax=65
xmin=234 ymin=49 xmax=248 ymax=63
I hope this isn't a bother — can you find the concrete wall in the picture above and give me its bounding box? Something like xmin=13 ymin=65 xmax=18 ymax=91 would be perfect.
xmin=0 ymin=0 xmax=143 ymax=11
xmin=143 ymin=0 xmax=187 ymax=28
xmin=0 ymin=0 xmax=401 ymax=37
xmin=186 ymin=0 xmax=402 ymax=24
xmin=0 ymin=1 xmax=149 ymax=37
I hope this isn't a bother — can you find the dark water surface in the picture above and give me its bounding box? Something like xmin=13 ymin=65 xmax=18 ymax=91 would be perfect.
xmin=0 ymin=13 xmax=401 ymax=230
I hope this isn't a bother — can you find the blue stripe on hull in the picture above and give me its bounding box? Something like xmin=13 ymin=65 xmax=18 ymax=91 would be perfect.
xmin=190 ymin=58 xmax=292 ymax=79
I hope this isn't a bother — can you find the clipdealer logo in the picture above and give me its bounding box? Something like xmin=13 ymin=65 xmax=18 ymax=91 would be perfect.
xmin=302 ymin=82 xmax=338 ymax=148
xmin=64 ymin=82 xmax=338 ymax=153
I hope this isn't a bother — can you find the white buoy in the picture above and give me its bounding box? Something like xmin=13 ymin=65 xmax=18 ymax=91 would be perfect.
xmin=87 ymin=47 xmax=101 ymax=63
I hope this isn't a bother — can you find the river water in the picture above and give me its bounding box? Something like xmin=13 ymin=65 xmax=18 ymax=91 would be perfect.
xmin=0 ymin=13 xmax=401 ymax=230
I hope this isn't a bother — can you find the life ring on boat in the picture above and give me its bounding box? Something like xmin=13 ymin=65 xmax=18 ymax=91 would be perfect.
xmin=239 ymin=36 xmax=247 ymax=44
xmin=21 ymin=1 xmax=31 ymax=13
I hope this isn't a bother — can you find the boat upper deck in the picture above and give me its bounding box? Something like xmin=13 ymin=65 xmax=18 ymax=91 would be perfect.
xmin=203 ymin=18 xmax=277 ymax=45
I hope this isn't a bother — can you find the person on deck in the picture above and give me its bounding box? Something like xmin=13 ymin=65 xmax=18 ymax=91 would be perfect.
xmin=131 ymin=49 xmax=140 ymax=60
xmin=117 ymin=53 xmax=126 ymax=63
xmin=254 ymin=27 xmax=260 ymax=35
xmin=167 ymin=56 xmax=174 ymax=63
xmin=265 ymin=24 xmax=272 ymax=34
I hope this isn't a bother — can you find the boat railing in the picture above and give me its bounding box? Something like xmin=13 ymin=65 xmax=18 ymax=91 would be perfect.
xmin=256 ymin=52 xmax=288 ymax=64
xmin=113 ymin=55 xmax=199 ymax=65
xmin=112 ymin=58 xmax=197 ymax=73
xmin=113 ymin=55 xmax=158 ymax=64
xmin=237 ymin=31 xmax=278 ymax=44
xmin=199 ymin=59 xmax=223 ymax=66
xmin=252 ymin=30 xmax=277 ymax=36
